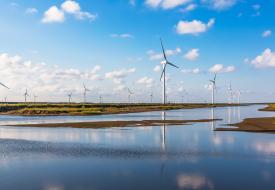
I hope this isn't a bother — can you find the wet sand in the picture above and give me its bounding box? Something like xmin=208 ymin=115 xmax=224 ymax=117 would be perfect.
xmin=216 ymin=117 xmax=275 ymax=133
xmin=8 ymin=119 xmax=220 ymax=128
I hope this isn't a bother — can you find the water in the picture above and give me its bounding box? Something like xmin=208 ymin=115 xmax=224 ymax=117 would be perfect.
xmin=0 ymin=105 xmax=275 ymax=190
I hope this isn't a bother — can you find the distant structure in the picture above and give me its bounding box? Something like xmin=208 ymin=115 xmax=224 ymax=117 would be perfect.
xmin=33 ymin=94 xmax=38 ymax=103
xmin=83 ymin=83 xmax=91 ymax=103
xmin=99 ymin=95 xmax=103 ymax=104
xmin=150 ymin=92 xmax=153 ymax=103
xmin=159 ymin=38 xmax=179 ymax=104
xmin=209 ymin=74 xmax=217 ymax=105
xmin=127 ymin=88 xmax=134 ymax=103
xmin=236 ymin=90 xmax=241 ymax=104
xmin=228 ymin=83 xmax=233 ymax=104
xmin=68 ymin=92 xmax=72 ymax=103
xmin=24 ymin=89 xmax=30 ymax=102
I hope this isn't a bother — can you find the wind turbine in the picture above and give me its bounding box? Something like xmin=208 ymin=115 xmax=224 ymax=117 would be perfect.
xmin=33 ymin=94 xmax=38 ymax=103
xmin=150 ymin=92 xmax=153 ymax=103
xmin=83 ymin=83 xmax=91 ymax=103
xmin=209 ymin=74 xmax=217 ymax=105
xmin=24 ymin=89 xmax=30 ymax=103
xmin=99 ymin=95 xmax=103 ymax=104
xmin=68 ymin=92 xmax=72 ymax=103
xmin=236 ymin=90 xmax=241 ymax=104
xmin=4 ymin=97 xmax=7 ymax=103
xmin=228 ymin=83 xmax=233 ymax=104
xmin=127 ymin=88 xmax=134 ymax=103
xmin=159 ymin=38 xmax=179 ymax=104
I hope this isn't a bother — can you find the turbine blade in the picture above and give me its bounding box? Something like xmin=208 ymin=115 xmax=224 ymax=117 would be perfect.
xmin=214 ymin=73 xmax=217 ymax=82
xmin=0 ymin=82 xmax=9 ymax=89
xmin=167 ymin=61 xmax=179 ymax=68
xmin=160 ymin=38 xmax=167 ymax=61
xmin=160 ymin=63 xmax=167 ymax=81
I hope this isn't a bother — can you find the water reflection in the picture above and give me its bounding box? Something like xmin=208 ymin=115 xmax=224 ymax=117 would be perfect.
xmin=177 ymin=173 xmax=214 ymax=190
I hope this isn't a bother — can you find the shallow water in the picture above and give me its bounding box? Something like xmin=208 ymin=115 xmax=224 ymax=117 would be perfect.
xmin=0 ymin=105 xmax=275 ymax=190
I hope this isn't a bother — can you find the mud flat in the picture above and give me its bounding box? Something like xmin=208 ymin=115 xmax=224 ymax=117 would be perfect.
xmin=216 ymin=117 xmax=275 ymax=133
xmin=7 ymin=119 xmax=220 ymax=128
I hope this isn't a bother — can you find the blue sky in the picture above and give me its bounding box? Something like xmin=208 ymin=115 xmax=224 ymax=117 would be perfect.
xmin=0 ymin=0 xmax=274 ymax=103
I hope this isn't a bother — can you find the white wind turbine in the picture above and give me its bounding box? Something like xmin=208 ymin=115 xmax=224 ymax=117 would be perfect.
xmin=209 ymin=74 xmax=217 ymax=105
xmin=159 ymin=38 xmax=179 ymax=104
xmin=236 ymin=90 xmax=241 ymax=104
xmin=228 ymin=83 xmax=233 ymax=104
xmin=150 ymin=92 xmax=153 ymax=103
xmin=127 ymin=88 xmax=134 ymax=103
xmin=83 ymin=83 xmax=91 ymax=103
xmin=33 ymin=94 xmax=38 ymax=103
xmin=99 ymin=95 xmax=103 ymax=104
xmin=68 ymin=92 xmax=72 ymax=103
xmin=24 ymin=89 xmax=30 ymax=103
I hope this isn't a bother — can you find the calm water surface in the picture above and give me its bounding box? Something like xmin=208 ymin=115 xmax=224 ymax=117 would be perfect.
xmin=0 ymin=105 xmax=275 ymax=190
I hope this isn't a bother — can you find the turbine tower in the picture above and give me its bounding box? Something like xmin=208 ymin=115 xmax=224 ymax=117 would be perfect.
xmin=237 ymin=90 xmax=241 ymax=104
xmin=209 ymin=74 xmax=217 ymax=105
xmin=24 ymin=89 xmax=30 ymax=103
xmin=159 ymin=38 xmax=179 ymax=104
xmin=83 ymin=83 xmax=90 ymax=103
xmin=127 ymin=88 xmax=134 ymax=103
xmin=68 ymin=93 xmax=72 ymax=103
xmin=99 ymin=95 xmax=103 ymax=104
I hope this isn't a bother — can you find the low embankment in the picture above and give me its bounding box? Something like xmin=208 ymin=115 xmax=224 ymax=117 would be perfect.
xmin=0 ymin=103 xmax=246 ymax=116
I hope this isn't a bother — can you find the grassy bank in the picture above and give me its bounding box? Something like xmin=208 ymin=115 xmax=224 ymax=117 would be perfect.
xmin=0 ymin=103 xmax=246 ymax=116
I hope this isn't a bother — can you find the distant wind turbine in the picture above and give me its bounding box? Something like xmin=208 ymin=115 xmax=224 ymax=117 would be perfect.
xmin=150 ymin=92 xmax=153 ymax=103
xmin=4 ymin=97 xmax=7 ymax=103
xmin=159 ymin=38 xmax=179 ymax=104
xmin=68 ymin=92 xmax=72 ymax=103
xmin=24 ymin=89 xmax=30 ymax=103
xmin=128 ymin=88 xmax=134 ymax=103
xmin=83 ymin=83 xmax=91 ymax=103
xmin=33 ymin=94 xmax=38 ymax=103
xmin=228 ymin=83 xmax=233 ymax=104
xmin=99 ymin=95 xmax=103 ymax=104
xmin=209 ymin=74 xmax=217 ymax=105
xmin=236 ymin=90 xmax=241 ymax=104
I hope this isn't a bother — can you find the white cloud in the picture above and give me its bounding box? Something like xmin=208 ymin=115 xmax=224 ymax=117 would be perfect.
xmin=180 ymin=3 xmax=197 ymax=12
xmin=208 ymin=64 xmax=235 ymax=73
xmin=110 ymin=33 xmax=134 ymax=39
xmin=153 ymin=65 xmax=161 ymax=72
xmin=262 ymin=30 xmax=272 ymax=38
xmin=26 ymin=7 xmax=38 ymax=15
xmin=251 ymin=49 xmax=275 ymax=68
xmin=203 ymin=0 xmax=236 ymax=10
xmin=42 ymin=1 xmax=97 ymax=24
xmin=176 ymin=18 xmax=215 ymax=35
xmin=181 ymin=68 xmax=200 ymax=74
xmin=145 ymin=0 xmax=191 ymax=9
xmin=61 ymin=0 xmax=80 ymax=14
xmin=184 ymin=48 xmax=199 ymax=61
xmin=42 ymin=6 xmax=65 ymax=23
xmin=105 ymin=68 xmax=136 ymax=85
xmin=147 ymin=47 xmax=181 ymax=60
xmin=0 ymin=53 xmax=102 ymax=97
xmin=136 ymin=77 xmax=154 ymax=87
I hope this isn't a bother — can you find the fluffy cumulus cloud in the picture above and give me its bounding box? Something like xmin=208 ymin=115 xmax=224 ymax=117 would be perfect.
xmin=0 ymin=53 xmax=102 ymax=99
xmin=203 ymin=0 xmax=237 ymax=10
xmin=176 ymin=18 xmax=215 ymax=35
xmin=184 ymin=48 xmax=199 ymax=61
xmin=136 ymin=77 xmax=154 ymax=88
xmin=145 ymin=0 xmax=192 ymax=9
xmin=208 ymin=64 xmax=235 ymax=73
xmin=105 ymin=68 xmax=136 ymax=90
xmin=180 ymin=3 xmax=197 ymax=12
xmin=147 ymin=48 xmax=181 ymax=60
xmin=42 ymin=0 xmax=97 ymax=23
xmin=250 ymin=49 xmax=275 ymax=68
xmin=262 ymin=30 xmax=272 ymax=38
xmin=42 ymin=6 xmax=65 ymax=23
xmin=110 ymin=33 xmax=134 ymax=39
